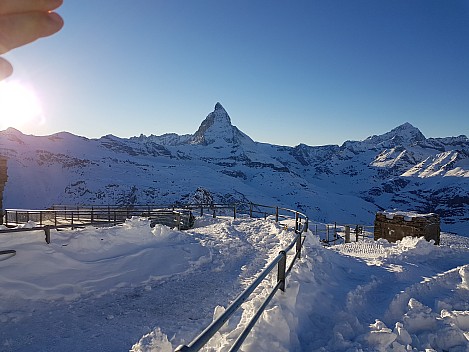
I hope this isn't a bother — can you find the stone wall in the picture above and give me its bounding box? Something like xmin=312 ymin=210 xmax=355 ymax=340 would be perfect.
xmin=374 ymin=211 xmax=440 ymax=244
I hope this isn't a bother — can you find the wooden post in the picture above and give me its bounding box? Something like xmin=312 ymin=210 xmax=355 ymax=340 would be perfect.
xmin=295 ymin=212 xmax=299 ymax=232
xmin=296 ymin=233 xmax=302 ymax=259
xmin=275 ymin=207 xmax=279 ymax=222
xmin=44 ymin=226 xmax=51 ymax=244
xmin=345 ymin=225 xmax=351 ymax=243
xmin=233 ymin=205 xmax=236 ymax=219
xmin=250 ymin=203 xmax=253 ymax=218
xmin=277 ymin=251 xmax=287 ymax=292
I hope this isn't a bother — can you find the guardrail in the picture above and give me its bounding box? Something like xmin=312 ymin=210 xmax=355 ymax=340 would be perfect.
xmin=0 ymin=207 xmax=194 ymax=243
xmin=310 ymin=222 xmax=373 ymax=244
xmin=175 ymin=205 xmax=309 ymax=352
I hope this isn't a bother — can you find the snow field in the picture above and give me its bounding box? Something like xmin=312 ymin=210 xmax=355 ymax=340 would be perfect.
xmin=1 ymin=216 xmax=468 ymax=351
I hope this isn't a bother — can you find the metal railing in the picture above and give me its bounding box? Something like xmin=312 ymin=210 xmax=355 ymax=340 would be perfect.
xmin=0 ymin=207 xmax=194 ymax=243
xmin=310 ymin=222 xmax=373 ymax=244
xmin=175 ymin=206 xmax=309 ymax=352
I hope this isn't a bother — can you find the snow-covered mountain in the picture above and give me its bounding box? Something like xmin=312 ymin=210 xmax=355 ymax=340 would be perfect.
xmin=1 ymin=103 xmax=468 ymax=236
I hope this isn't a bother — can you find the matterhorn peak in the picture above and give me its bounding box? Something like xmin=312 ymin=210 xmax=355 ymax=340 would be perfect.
xmin=211 ymin=102 xmax=231 ymax=124
xmin=214 ymin=102 xmax=225 ymax=111
xmin=190 ymin=103 xmax=252 ymax=146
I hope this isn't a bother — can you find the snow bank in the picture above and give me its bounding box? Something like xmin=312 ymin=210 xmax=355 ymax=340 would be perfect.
xmin=0 ymin=217 xmax=210 ymax=301
xmin=237 ymin=233 xmax=469 ymax=351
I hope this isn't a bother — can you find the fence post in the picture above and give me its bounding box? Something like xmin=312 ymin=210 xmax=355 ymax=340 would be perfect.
xmin=39 ymin=211 xmax=43 ymax=226
xmin=233 ymin=205 xmax=236 ymax=219
xmin=278 ymin=251 xmax=287 ymax=292
xmin=200 ymin=206 xmax=203 ymax=217
xmin=276 ymin=207 xmax=279 ymax=222
xmin=91 ymin=207 xmax=94 ymax=223
xmin=296 ymin=233 xmax=302 ymax=259
xmin=355 ymin=225 xmax=359 ymax=242
xmin=44 ymin=225 xmax=51 ymax=244
xmin=249 ymin=203 xmax=253 ymax=218
xmin=213 ymin=209 xmax=216 ymax=218
xmin=345 ymin=225 xmax=350 ymax=243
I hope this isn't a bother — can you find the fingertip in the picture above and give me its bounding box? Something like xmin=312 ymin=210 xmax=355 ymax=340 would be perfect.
xmin=48 ymin=11 xmax=64 ymax=29
xmin=47 ymin=0 xmax=64 ymax=12
xmin=0 ymin=58 xmax=14 ymax=81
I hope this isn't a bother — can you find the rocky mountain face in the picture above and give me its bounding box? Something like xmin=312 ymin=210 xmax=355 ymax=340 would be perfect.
xmin=0 ymin=103 xmax=468 ymax=236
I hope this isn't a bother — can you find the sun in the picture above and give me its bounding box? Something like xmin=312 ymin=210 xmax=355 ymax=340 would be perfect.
xmin=0 ymin=80 xmax=45 ymax=131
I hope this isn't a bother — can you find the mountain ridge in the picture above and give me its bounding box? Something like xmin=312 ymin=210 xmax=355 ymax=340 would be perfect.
xmin=1 ymin=103 xmax=468 ymax=236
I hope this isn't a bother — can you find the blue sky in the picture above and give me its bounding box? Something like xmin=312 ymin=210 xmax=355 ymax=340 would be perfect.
xmin=2 ymin=0 xmax=468 ymax=146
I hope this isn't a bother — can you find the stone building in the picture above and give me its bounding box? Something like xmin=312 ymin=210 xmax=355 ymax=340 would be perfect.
xmin=374 ymin=211 xmax=440 ymax=245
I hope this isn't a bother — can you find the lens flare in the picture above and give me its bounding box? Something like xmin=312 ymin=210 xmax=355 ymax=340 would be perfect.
xmin=0 ymin=81 xmax=45 ymax=131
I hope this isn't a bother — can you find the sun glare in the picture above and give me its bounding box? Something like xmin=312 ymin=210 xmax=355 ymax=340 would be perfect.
xmin=0 ymin=81 xmax=45 ymax=131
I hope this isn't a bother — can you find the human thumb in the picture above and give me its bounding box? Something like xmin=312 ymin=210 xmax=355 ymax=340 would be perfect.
xmin=0 ymin=58 xmax=13 ymax=80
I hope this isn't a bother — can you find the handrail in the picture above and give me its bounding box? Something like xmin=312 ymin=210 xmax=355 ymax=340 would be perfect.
xmin=175 ymin=220 xmax=308 ymax=352
xmin=2 ymin=202 xmax=308 ymax=233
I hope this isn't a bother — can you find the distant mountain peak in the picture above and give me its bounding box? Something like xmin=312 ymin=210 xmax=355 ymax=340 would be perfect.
xmin=191 ymin=103 xmax=252 ymax=146
xmin=364 ymin=122 xmax=426 ymax=147
xmin=214 ymin=102 xmax=225 ymax=111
